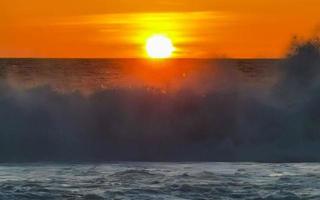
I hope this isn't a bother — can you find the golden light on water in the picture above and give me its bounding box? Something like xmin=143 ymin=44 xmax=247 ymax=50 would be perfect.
xmin=146 ymin=35 xmax=174 ymax=59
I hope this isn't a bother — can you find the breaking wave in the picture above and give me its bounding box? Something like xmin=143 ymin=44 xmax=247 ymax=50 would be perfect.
xmin=0 ymin=38 xmax=319 ymax=162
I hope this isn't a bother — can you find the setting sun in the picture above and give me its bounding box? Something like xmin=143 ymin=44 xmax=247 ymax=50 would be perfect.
xmin=146 ymin=35 xmax=174 ymax=59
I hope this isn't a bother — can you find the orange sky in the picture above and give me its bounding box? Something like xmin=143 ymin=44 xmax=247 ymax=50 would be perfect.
xmin=1 ymin=0 xmax=319 ymax=58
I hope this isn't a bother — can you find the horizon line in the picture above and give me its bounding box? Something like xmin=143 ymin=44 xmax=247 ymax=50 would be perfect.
xmin=0 ymin=57 xmax=283 ymax=60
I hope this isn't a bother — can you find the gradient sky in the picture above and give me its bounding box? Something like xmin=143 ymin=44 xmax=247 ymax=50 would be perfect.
xmin=1 ymin=0 xmax=319 ymax=58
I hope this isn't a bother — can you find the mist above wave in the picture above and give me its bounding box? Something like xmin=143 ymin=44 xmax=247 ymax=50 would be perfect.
xmin=0 ymin=38 xmax=319 ymax=162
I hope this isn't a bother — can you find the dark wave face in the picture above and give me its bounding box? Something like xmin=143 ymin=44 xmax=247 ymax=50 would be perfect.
xmin=0 ymin=41 xmax=319 ymax=162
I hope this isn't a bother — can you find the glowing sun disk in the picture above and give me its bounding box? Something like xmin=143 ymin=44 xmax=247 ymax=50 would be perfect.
xmin=146 ymin=35 xmax=174 ymax=59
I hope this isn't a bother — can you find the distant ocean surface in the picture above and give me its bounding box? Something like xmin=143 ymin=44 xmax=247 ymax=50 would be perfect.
xmin=0 ymin=59 xmax=280 ymax=94
xmin=1 ymin=162 xmax=320 ymax=200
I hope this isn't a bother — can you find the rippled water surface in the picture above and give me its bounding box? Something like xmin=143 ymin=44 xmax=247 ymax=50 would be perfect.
xmin=0 ymin=162 xmax=320 ymax=199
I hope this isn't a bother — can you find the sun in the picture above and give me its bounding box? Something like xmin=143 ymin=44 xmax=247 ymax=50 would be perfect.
xmin=146 ymin=35 xmax=174 ymax=59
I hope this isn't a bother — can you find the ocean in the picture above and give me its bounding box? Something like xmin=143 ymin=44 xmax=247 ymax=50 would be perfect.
xmin=0 ymin=59 xmax=279 ymax=94
xmin=1 ymin=162 xmax=319 ymax=199
xmin=0 ymin=58 xmax=319 ymax=162
xmin=0 ymin=58 xmax=320 ymax=199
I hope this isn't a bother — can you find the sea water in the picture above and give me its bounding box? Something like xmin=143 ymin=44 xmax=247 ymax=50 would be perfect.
xmin=0 ymin=59 xmax=320 ymax=199
xmin=0 ymin=162 xmax=319 ymax=199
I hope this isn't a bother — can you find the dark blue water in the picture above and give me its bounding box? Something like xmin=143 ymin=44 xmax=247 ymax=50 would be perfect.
xmin=1 ymin=162 xmax=319 ymax=199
